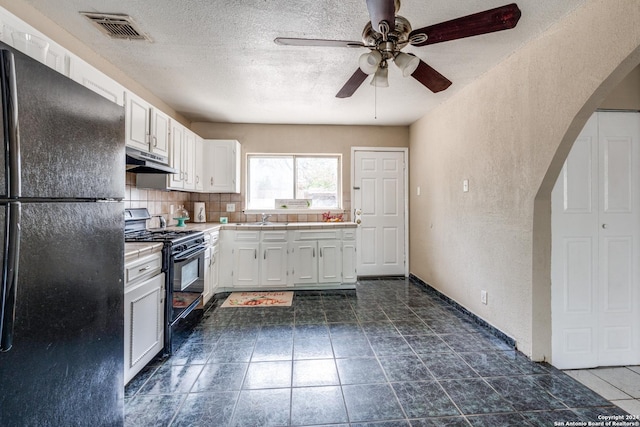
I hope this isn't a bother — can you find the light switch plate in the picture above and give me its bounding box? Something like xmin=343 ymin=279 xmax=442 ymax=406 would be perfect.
xmin=226 ymin=203 xmax=235 ymax=212
xmin=463 ymin=179 xmax=469 ymax=193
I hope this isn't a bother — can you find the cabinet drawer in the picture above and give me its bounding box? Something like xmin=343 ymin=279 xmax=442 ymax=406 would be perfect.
xmin=342 ymin=229 xmax=356 ymax=240
xmin=262 ymin=230 xmax=288 ymax=242
xmin=294 ymin=229 xmax=341 ymax=241
xmin=209 ymin=230 xmax=220 ymax=245
xmin=233 ymin=230 xmax=260 ymax=242
xmin=125 ymin=253 xmax=162 ymax=287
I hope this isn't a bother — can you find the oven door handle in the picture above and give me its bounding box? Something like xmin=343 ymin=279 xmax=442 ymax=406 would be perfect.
xmin=173 ymin=245 xmax=206 ymax=262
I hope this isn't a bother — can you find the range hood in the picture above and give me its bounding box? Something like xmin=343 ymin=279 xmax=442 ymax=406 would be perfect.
xmin=125 ymin=147 xmax=177 ymax=174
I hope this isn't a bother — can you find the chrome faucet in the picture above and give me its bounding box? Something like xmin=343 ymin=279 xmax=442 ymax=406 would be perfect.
xmin=153 ymin=215 xmax=167 ymax=229
xmin=261 ymin=213 xmax=272 ymax=224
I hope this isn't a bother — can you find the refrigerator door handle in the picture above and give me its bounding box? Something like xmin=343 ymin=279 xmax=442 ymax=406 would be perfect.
xmin=0 ymin=49 xmax=21 ymax=199
xmin=0 ymin=202 xmax=21 ymax=351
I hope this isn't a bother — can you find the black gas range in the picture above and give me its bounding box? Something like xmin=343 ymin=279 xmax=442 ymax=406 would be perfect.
xmin=125 ymin=208 xmax=206 ymax=355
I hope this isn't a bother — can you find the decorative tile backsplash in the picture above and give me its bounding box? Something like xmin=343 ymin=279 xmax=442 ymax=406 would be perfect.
xmin=126 ymin=173 xmax=351 ymax=226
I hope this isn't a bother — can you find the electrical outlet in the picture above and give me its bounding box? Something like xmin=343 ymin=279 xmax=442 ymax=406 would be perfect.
xmin=226 ymin=203 xmax=235 ymax=212
xmin=481 ymin=290 xmax=488 ymax=305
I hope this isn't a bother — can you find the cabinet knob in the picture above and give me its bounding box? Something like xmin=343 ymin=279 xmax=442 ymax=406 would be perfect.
xmin=602 ymin=224 xmax=608 ymax=229
xmin=356 ymin=219 xmax=362 ymax=225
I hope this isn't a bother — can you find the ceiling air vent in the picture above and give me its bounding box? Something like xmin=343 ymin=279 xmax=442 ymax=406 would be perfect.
xmin=80 ymin=12 xmax=152 ymax=41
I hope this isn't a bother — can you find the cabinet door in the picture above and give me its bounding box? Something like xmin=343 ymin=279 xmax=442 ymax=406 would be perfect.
xmin=124 ymin=273 xmax=165 ymax=384
xmin=211 ymin=245 xmax=220 ymax=294
xmin=1 ymin=19 xmax=69 ymax=75
xmin=261 ymin=243 xmax=289 ymax=287
xmin=232 ymin=242 xmax=260 ymax=287
xmin=290 ymin=241 xmax=318 ymax=284
xmin=342 ymin=241 xmax=357 ymax=283
xmin=202 ymin=247 xmax=212 ymax=305
xmin=125 ymin=92 xmax=151 ymax=152
xmin=194 ymin=136 xmax=204 ymax=192
xmin=70 ymin=58 xmax=125 ymax=106
xmin=203 ymin=140 xmax=241 ymax=193
xmin=183 ymin=130 xmax=196 ymax=190
xmin=318 ymin=240 xmax=342 ymax=283
xmin=168 ymin=123 xmax=184 ymax=189
xmin=150 ymin=108 xmax=170 ymax=161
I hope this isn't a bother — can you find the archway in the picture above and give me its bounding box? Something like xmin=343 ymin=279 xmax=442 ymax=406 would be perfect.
xmin=531 ymin=47 xmax=640 ymax=363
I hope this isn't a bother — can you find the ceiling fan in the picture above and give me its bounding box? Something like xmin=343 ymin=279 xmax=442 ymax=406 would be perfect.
xmin=275 ymin=1 xmax=521 ymax=98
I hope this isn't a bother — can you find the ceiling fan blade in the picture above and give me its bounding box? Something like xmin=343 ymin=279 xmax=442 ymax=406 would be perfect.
xmin=336 ymin=69 xmax=369 ymax=98
xmin=366 ymin=0 xmax=397 ymax=33
xmin=411 ymin=60 xmax=452 ymax=93
xmin=274 ymin=37 xmax=364 ymax=48
xmin=409 ymin=3 xmax=521 ymax=47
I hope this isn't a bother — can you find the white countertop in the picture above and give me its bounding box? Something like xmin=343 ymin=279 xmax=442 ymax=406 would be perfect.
xmin=165 ymin=221 xmax=357 ymax=232
xmin=125 ymin=242 xmax=163 ymax=262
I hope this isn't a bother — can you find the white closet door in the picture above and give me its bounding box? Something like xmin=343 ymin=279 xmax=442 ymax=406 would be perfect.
xmin=597 ymin=112 xmax=640 ymax=366
xmin=551 ymin=112 xmax=640 ymax=369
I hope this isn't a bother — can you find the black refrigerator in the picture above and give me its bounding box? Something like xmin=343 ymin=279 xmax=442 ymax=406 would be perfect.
xmin=0 ymin=43 xmax=126 ymax=426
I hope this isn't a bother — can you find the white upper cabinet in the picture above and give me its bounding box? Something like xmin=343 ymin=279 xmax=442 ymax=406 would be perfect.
xmin=183 ymin=129 xmax=196 ymax=191
xmin=125 ymin=91 xmax=151 ymax=152
xmin=168 ymin=121 xmax=184 ymax=189
xmin=70 ymin=58 xmax=126 ymax=106
xmin=0 ymin=10 xmax=70 ymax=75
xmin=195 ymin=136 xmax=204 ymax=192
xmin=150 ymin=108 xmax=170 ymax=160
xmin=203 ymin=140 xmax=241 ymax=193
xmin=125 ymin=92 xmax=171 ymax=162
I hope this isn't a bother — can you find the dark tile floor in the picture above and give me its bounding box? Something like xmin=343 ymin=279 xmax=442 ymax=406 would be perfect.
xmin=125 ymin=279 xmax=629 ymax=426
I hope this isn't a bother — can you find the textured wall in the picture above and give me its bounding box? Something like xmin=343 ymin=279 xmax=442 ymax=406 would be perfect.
xmin=191 ymin=122 xmax=409 ymax=219
xmin=409 ymin=0 xmax=640 ymax=359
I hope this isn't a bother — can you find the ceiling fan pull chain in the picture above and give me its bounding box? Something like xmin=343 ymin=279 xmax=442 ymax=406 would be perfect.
xmin=374 ymin=82 xmax=378 ymax=120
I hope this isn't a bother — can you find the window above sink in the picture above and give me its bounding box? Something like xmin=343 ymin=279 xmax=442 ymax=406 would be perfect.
xmin=246 ymin=154 xmax=342 ymax=212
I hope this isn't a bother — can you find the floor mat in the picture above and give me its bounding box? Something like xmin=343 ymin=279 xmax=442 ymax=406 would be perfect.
xmin=220 ymin=291 xmax=293 ymax=307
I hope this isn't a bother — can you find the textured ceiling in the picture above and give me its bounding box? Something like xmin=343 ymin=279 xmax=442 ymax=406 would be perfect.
xmin=23 ymin=0 xmax=586 ymax=125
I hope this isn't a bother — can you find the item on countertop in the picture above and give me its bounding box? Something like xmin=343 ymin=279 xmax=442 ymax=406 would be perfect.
xmin=219 ymin=216 xmax=228 ymax=224
xmin=194 ymin=202 xmax=206 ymax=223
xmin=322 ymin=211 xmax=343 ymax=222
xmin=173 ymin=205 xmax=189 ymax=227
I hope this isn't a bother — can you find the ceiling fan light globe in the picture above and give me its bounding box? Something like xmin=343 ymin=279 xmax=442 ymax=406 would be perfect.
xmin=370 ymin=65 xmax=389 ymax=87
xmin=394 ymin=52 xmax=419 ymax=77
xmin=358 ymin=51 xmax=382 ymax=74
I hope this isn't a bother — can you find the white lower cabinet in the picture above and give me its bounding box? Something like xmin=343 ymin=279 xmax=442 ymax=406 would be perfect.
xmin=219 ymin=227 xmax=357 ymax=291
xmin=226 ymin=230 xmax=291 ymax=289
xmin=289 ymin=241 xmax=318 ymax=284
xmin=203 ymin=246 xmax=212 ymax=305
xmin=261 ymin=242 xmax=289 ymax=286
xmin=342 ymin=241 xmax=357 ymax=282
xmin=211 ymin=243 xmax=220 ymax=295
xmin=290 ymin=240 xmax=342 ymax=284
xmin=232 ymin=241 xmax=261 ymax=288
xmin=318 ymin=240 xmax=342 ymax=283
xmin=124 ymin=251 xmax=164 ymax=385
xmin=342 ymin=228 xmax=357 ymax=282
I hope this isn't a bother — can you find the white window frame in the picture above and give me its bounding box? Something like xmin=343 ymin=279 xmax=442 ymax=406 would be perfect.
xmin=245 ymin=153 xmax=343 ymax=214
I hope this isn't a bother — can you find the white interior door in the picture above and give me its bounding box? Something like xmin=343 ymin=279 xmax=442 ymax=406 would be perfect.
xmin=551 ymin=112 xmax=640 ymax=369
xmin=353 ymin=149 xmax=407 ymax=277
